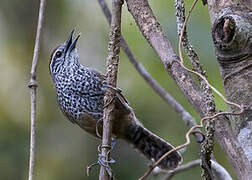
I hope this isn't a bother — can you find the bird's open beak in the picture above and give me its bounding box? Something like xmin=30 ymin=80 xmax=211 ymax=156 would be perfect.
xmin=65 ymin=29 xmax=80 ymax=55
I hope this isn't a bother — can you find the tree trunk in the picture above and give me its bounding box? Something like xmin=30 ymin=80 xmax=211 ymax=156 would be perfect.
xmin=208 ymin=0 xmax=252 ymax=179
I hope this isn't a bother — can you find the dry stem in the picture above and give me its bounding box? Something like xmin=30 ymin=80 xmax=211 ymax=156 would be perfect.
xmin=175 ymin=0 xmax=216 ymax=178
xmin=99 ymin=0 xmax=124 ymax=179
xmin=164 ymin=159 xmax=200 ymax=180
xmin=155 ymin=159 xmax=232 ymax=180
xmin=27 ymin=1 xmax=46 ymax=180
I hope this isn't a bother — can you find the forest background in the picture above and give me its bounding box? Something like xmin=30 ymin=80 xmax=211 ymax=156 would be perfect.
xmin=0 ymin=0 xmax=232 ymax=179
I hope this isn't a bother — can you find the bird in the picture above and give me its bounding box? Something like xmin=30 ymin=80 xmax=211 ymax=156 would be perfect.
xmin=49 ymin=30 xmax=182 ymax=170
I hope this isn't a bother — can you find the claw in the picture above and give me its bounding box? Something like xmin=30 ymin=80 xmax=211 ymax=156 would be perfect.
xmin=87 ymin=148 xmax=116 ymax=177
xmin=111 ymin=138 xmax=116 ymax=149
xmin=103 ymin=84 xmax=131 ymax=114
xmin=103 ymin=84 xmax=129 ymax=104
xmin=96 ymin=118 xmax=103 ymax=138
xmin=98 ymin=154 xmax=115 ymax=178
xmin=86 ymin=162 xmax=99 ymax=176
xmin=103 ymin=84 xmax=122 ymax=93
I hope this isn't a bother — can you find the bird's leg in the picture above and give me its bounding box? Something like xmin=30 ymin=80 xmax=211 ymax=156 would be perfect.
xmin=111 ymin=137 xmax=116 ymax=149
xmin=97 ymin=144 xmax=116 ymax=179
xmin=86 ymin=139 xmax=116 ymax=177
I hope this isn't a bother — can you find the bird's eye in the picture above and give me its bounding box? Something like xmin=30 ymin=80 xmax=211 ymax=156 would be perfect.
xmin=55 ymin=51 xmax=62 ymax=58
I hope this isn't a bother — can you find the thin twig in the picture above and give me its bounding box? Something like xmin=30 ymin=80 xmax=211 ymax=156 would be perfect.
xmin=164 ymin=159 xmax=200 ymax=180
xmin=175 ymin=0 xmax=216 ymax=178
xmin=153 ymin=159 xmax=232 ymax=180
xmin=175 ymin=0 xmax=213 ymax=98
xmin=177 ymin=2 xmax=245 ymax=177
xmin=99 ymin=0 xmax=124 ymax=179
xmin=175 ymin=0 xmax=212 ymax=146
xmin=176 ymin=0 xmax=207 ymax=82
xmin=97 ymin=0 xmax=203 ymax=143
xmin=178 ymin=0 xmax=242 ymax=110
xmin=27 ymin=1 xmax=46 ymax=180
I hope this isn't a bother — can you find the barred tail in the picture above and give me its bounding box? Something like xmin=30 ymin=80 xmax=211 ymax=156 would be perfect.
xmin=122 ymin=123 xmax=182 ymax=170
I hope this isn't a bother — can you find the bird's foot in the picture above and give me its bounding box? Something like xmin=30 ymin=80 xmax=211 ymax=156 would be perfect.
xmin=86 ymin=141 xmax=116 ymax=178
xmin=103 ymin=84 xmax=131 ymax=113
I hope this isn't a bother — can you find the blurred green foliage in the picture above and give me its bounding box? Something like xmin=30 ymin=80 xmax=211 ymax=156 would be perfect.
xmin=0 ymin=0 xmax=233 ymax=179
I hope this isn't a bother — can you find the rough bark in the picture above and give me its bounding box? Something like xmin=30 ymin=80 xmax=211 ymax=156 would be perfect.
xmin=125 ymin=0 xmax=209 ymax=118
xmin=124 ymin=0 xmax=228 ymax=179
xmin=125 ymin=0 xmax=252 ymax=179
xmin=99 ymin=0 xmax=123 ymax=179
xmin=208 ymin=0 xmax=252 ymax=179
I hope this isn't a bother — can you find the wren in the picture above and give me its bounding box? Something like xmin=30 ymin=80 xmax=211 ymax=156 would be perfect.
xmin=49 ymin=30 xmax=182 ymax=170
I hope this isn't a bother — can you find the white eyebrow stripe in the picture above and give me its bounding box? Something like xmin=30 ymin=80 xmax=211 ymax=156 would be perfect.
xmin=49 ymin=45 xmax=61 ymax=75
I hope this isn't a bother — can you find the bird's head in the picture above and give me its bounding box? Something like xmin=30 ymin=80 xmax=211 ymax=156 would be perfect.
xmin=49 ymin=29 xmax=80 ymax=78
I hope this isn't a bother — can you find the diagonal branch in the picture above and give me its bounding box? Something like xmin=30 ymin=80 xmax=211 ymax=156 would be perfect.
xmin=155 ymin=159 xmax=232 ymax=180
xmin=99 ymin=0 xmax=124 ymax=179
xmin=125 ymin=0 xmax=208 ymax=118
xmin=27 ymin=1 xmax=46 ymax=180
xmin=164 ymin=159 xmax=201 ymax=180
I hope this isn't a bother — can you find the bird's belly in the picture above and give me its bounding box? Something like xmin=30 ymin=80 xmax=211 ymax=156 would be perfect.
xmin=75 ymin=113 xmax=101 ymax=137
xmin=57 ymin=92 xmax=103 ymax=137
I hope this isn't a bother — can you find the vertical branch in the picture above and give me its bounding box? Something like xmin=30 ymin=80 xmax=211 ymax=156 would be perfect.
xmin=175 ymin=0 xmax=207 ymax=82
xmin=99 ymin=0 xmax=124 ymax=179
xmin=27 ymin=0 xmax=46 ymax=180
xmin=176 ymin=0 xmax=216 ymax=179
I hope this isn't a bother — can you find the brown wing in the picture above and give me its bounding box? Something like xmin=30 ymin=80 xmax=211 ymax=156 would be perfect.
xmin=76 ymin=113 xmax=102 ymax=138
xmin=90 ymin=68 xmax=106 ymax=82
xmin=90 ymin=68 xmax=131 ymax=112
xmin=62 ymin=111 xmax=76 ymax=124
